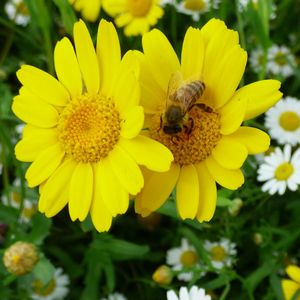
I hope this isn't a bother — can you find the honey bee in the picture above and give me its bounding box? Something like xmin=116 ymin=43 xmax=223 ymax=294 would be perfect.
xmin=161 ymin=71 xmax=205 ymax=135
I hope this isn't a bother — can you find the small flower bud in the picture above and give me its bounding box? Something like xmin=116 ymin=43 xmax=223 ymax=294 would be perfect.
xmin=228 ymin=198 xmax=243 ymax=216
xmin=152 ymin=265 xmax=173 ymax=285
xmin=3 ymin=241 xmax=39 ymax=275
xmin=253 ymin=233 xmax=263 ymax=245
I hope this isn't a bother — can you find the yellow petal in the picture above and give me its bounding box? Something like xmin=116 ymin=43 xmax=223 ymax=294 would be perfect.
xmin=135 ymin=51 xmax=165 ymax=114
xmin=25 ymin=144 xmax=65 ymax=188
xmin=212 ymin=136 xmax=248 ymax=170
xmin=80 ymin=0 xmax=101 ymax=22
xmin=205 ymin=156 xmax=244 ymax=190
xmin=136 ymin=163 xmax=180 ymax=214
xmin=102 ymin=0 xmax=127 ymax=16
xmin=181 ymin=27 xmax=204 ymax=80
xmin=73 ymin=20 xmax=99 ymax=94
xmin=287 ymin=265 xmax=300 ymax=284
xmin=282 ymin=279 xmax=300 ymax=300
xmin=12 ymin=94 xmax=58 ymax=128
xmin=54 ymin=37 xmax=82 ymax=98
xmin=176 ymin=164 xmax=199 ymax=219
xmin=228 ymin=127 xmax=270 ymax=154
xmin=119 ymin=135 xmax=173 ymax=172
xmin=16 ymin=65 xmax=69 ymax=106
xmin=97 ymin=158 xmax=129 ymax=216
xmin=39 ymin=159 xmax=76 ymax=215
xmin=108 ymin=145 xmax=144 ymax=195
xmin=115 ymin=12 xmax=132 ymax=27
xmin=219 ymin=95 xmax=247 ymax=135
xmin=142 ymin=29 xmax=180 ymax=92
xmin=112 ymin=54 xmax=140 ymax=116
xmin=195 ymin=162 xmax=217 ymax=222
xmin=69 ymin=163 xmax=93 ymax=221
xmin=15 ymin=129 xmax=58 ymax=162
xmin=97 ymin=19 xmax=121 ymax=95
xmin=201 ymin=19 xmax=240 ymax=107
xmin=120 ymin=106 xmax=144 ymax=139
xmin=233 ymin=80 xmax=282 ymax=121
xmin=213 ymin=46 xmax=247 ymax=108
xmin=91 ymin=163 xmax=113 ymax=232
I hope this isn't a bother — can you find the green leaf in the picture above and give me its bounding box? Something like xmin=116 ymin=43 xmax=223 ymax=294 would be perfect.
xmin=27 ymin=213 xmax=52 ymax=245
xmin=270 ymin=274 xmax=284 ymax=300
xmin=32 ymin=257 xmax=55 ymax=285
xmin=52 ymin=0 xmax=77 ymax=35
xmin=217 ymin=197 xmax=233 ymax=207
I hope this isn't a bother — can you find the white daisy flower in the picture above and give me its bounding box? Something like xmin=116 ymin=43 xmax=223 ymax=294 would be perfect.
xmin=238 ymin=0 xmax=276 ymax=18
xmin=162 ymin=0 xmax=219 ymax=21
xmin=100 ymin=292 xmax=127 ymax=300
xmin=4 ymin=0 xmax=30 ymax=26
xmin=265 ymin=97 xmax=300 ymax=146
xmin=257 ymin=144 xmax=300 ymax=195
xmin=167 ymin=238 xmax=205 ymax=282
xmin=249 ymin=47 xmax=264 ymax=74
xmin=204 ymin=238 xmax=237 ymax=270
xmin=167 ymin=286 xmax=211 ymax=300
xmin=31 ymin=268 xmax=70 ymax=300
xmin=267 ymin=45 xmax=296 ymax=78
xmin=1 ymin=179 xmax=37 ymax=223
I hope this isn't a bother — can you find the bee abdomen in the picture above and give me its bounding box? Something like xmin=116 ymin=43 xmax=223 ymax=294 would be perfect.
xmin=185 ymin=81 xmax=205 ymax=99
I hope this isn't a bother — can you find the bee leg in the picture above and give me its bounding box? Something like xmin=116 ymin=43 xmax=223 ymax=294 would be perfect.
xmin=184 ymin=117 xmax=194 ymax=136
xmin=158 ymin=115 xmax=163 ymax=132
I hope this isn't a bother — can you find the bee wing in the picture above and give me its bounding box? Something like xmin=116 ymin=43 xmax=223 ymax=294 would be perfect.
xmin=166 ymin=71 xmax=183 ymax=108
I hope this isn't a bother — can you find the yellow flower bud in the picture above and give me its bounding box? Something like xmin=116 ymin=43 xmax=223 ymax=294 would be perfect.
xmin=253 ymin=233 xmax=263 ymax=245
xmin=152 ymin=265 xmax=173 ymax=285
xmin=3 ymin=241 xmax=39 ymax=275
xmin=228 ymin=198 xmax=243 ymax=216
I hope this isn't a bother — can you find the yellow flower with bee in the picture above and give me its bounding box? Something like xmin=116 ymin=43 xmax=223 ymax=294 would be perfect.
xmin=135 ymin=18 xmax=282 ymax=222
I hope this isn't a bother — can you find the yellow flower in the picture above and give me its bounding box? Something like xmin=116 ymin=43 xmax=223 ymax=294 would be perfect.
xmin=135 ymin=18 xmax=282 ymax=222
xmin=282 ymin=265 xmax=300 ymax=300
xmin=69 ymin=0 xmax=102 ymax=22
xmin=102 ymin=0 xmax=163 ymax=36
xmin=13 ymin=19 xmax=173 ymax=232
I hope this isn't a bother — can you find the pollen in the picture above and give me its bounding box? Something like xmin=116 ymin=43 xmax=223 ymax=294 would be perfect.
xmin=210 ymin=245 xmax=226 ymax=262
xmin=279 ymin=111 xmax=300 ymax=131
xmin=180 ymin=250 xmax=198 ymax=267
xmin=58 ymin=93 xmax=120 ymax=163
xmin=150 ymin=105 xmax=221 ymax=166
xmin=275 ymin=162 xmax=294 ymax=181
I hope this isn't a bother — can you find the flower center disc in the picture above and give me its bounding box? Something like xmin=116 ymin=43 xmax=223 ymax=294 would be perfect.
xmin=150 ymin=105 xmax=221 ymax=166
xmin=128 ymin=0 xmax=152 ymax=17
xmin=16 ymin=2 xmax=29 ymax=15
xmin=33 ymin=279 xmax=56 ymax=296
xmin=275 ymin=162 xmax=294 ymax=181
xmin=180 ymin=250 xmax=198 ymax=267
xmin=210 ymin=246 xmax=226 ymax=262
xmin=279 ymin=111 xmax=300 ymax=131
xmin=274 ymin=52 xmax=287 ymax=66
xmin=58 ymin=94 xmax=120 ymax=163
xmin=184 ymin=0 xmax=206 ymax=11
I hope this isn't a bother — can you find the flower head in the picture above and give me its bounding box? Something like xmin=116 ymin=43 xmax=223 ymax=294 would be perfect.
xmin=267 ymin=45 xmax=296 ymax=78
xmin=3 ymin=241 xmax=39 ymax=275
xmin=69 ymin=0 xmax=102 ymax=22
xmin=265 ymin=97 xmax=300 ymax=146
xmin=135 ymin=18 xmax=282 ymax=223
xmin=166 ymin=238 xmax=204 ymax=282
xmin=13 ymin=19 xmax=173 ymax=232
xmin=102 ymin=0 xmax=164 ymax=36
xmin=167 ymin=286 xmax=211 ymax=300
xmin=31 ymin=268 xmax=70 ymax=300
xmin=5 ymin=0 xmax=30 ymax=26
xmin=101 ymin=292 xmax=127 ymax=300
xmin=204 ymin=238 xmax=237 ymax=270
xmin=164 ymin=0 xmax=219 ymax=21
xmin=281 ymin=265 xmax=300 ymax=300
xmin=152 ymin=265 xmax=173 ymax=285
xmin=257 ymin=144 xmax=300 ymax=195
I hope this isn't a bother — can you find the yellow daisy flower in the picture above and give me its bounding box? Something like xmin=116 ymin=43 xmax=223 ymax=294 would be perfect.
xmin=102 ymin=0 xmax=163 ymax=36
xmin=13 ymin=19 xmax=173 ymax=232
xmin=69 ymin=0 xmax=102 ymax=22
xmin=282 ymin=265 xmax=300 ymax=300
xmin=135 ymin=18 xmax=282 ymax=222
